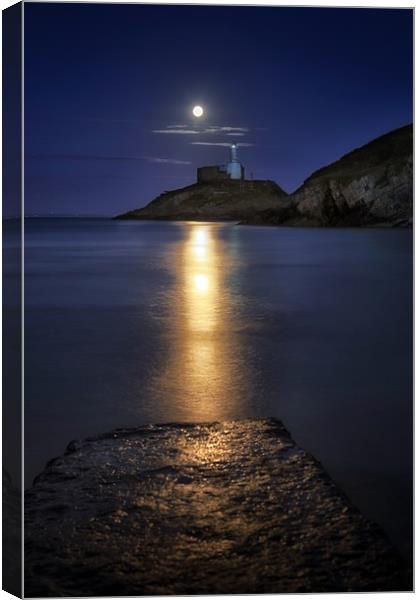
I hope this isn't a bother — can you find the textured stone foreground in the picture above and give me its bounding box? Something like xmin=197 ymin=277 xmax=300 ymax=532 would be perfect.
xmin=25 ymin=418 xmax=410 ymax=596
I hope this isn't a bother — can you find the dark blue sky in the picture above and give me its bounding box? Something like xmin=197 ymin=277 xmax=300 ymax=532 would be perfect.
xmin=24 ymin=4 xmax=413 ymax=216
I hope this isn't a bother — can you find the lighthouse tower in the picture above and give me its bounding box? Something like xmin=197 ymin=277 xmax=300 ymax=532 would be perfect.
xmin=226 ymin=144 xmax=244 ymax=180
xmin=196 ymin=143 xmax=245 ymax=183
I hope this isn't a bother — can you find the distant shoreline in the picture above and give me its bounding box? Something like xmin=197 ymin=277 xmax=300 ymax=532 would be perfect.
xmin=13 ymin=216 xmax=413 ymax=231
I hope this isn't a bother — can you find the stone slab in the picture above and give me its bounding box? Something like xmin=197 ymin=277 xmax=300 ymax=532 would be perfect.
xmin=25 ymin=418 xmax=410 ymax=596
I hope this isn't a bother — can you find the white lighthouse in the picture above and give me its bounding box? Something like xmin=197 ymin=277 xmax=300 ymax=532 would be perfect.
xmin=226 ymin=144 xmax=244 ymax=180
xmin=196 ymin=143 xmax=245 ymax=183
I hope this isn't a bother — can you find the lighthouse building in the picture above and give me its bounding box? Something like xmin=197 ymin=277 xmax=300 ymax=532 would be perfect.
xmin=197 ymin=144 xmax=245 ymax=183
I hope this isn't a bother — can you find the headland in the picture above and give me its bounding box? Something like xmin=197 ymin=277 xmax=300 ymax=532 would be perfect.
xmin=116 ymin=124 xmax=412 ymax=227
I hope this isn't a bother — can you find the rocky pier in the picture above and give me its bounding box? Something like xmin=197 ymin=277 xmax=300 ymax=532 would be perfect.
xmin=25 ymin=418 xmax=410 ymax=596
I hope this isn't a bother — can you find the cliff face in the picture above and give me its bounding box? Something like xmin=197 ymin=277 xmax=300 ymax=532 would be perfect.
xmin=116 ymin=179 xmax=289 ymax=221
xmin=242 ymin=125 xmax=413 ymax=227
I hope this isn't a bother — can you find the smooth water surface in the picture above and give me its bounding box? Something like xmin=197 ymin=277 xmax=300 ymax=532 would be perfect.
xmin=19 ymin=219 xmax=412 ymax=558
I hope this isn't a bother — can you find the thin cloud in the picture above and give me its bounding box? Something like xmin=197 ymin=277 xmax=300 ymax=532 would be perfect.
xmin=153 ymin=124 xmax=251 ymax=135
xmin=226 ymin=132 xmax=245 ymax=137
xmin=27 ymin=153 xmax=191 ymax=165
xmin=145 ymin=156 xmax=191 ymax=165
xmin=152 ymin=129 xmax=200 ymax=135
xmin=191 ymin=142 xmax=254 ymax=147
xmin=218 ymin=126 xmax=249 ymax=132
xmin=27 ymin=154 xmax=142 ymax=161
xmin=203 ymin=126 xmax=249 ymax=133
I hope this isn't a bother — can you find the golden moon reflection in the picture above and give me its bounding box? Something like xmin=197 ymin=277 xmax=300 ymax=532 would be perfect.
xmin=147 ymin=223 xmax=255 ymax=421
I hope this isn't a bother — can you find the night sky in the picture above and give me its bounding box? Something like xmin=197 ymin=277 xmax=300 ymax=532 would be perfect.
xmin=24 ymin=4 xmax=413 ymax=217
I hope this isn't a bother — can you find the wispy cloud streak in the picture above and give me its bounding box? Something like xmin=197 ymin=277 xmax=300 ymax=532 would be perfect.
xmin=153 ymin=124 xmax=251 ymax=135
xmin=27 ymin=154 xmax=191 ymax=165
xmin=206 ymin=126 xmax=250 ymax=132
xmin=144 ymin=156 xmax=191 ymax=165
xmin=190 ymin=142 xmax=254 ymax=147
xmin=152 ymin=129 xmax=200 ymax=135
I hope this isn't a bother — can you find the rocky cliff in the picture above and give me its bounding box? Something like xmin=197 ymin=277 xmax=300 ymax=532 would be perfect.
xmin=116 ymin=179 xmax=289 ymax=221
xmin=116 ymin=125 xmax=412 ymax=227
xmin=242 ymin=124 xmax=413 ymax=227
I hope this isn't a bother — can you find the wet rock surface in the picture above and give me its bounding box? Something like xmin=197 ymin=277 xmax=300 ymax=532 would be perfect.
xmin=25 ymin=418 xmax=410 ymax=596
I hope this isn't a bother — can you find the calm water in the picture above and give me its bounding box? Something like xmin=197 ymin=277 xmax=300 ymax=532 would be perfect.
xmin=14 ymin=219 xmax=413 ymax=557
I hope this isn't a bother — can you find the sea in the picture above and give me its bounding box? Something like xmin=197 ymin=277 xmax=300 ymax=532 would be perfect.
xmin=4 ymin=218 xmax=413 ymax=559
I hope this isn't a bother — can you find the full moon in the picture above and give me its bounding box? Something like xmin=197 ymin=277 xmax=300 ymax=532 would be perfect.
xmin=192 ymin=105 xmax=204 ymax=118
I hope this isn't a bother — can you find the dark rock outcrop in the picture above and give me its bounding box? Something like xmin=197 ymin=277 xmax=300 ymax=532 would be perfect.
xmin=242 ymin=124 xmax=413 ymax=227
xmin=115 ymin=179 xmax=289 ymax=221
xmin=25 ymin=418 xmax=410 ymax=596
